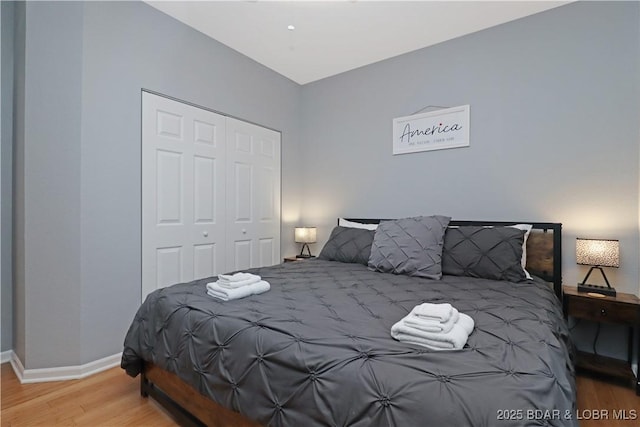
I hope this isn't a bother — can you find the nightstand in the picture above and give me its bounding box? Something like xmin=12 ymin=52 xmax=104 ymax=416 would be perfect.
xmin=283 ymin=256 xmax=315 ymax=263
xmin=563 ymin=286 xmax=640 ymax=395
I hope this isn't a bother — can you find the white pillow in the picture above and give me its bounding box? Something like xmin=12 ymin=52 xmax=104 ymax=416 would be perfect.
xmin=338 ymin=218 xmax=378 ymax=231
xmin=509 ymin=224 xmax=533 ymax=280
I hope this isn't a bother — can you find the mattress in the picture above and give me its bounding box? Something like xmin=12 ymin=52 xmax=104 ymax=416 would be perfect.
xmin=122 ymin=259 xmax=576 ymax=427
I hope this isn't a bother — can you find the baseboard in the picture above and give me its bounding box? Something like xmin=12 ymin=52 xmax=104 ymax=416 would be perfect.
xmin=9 ymin=352 xmax=122 ymax=384
xmin=1 ymin=349 xmax=13 ymax=364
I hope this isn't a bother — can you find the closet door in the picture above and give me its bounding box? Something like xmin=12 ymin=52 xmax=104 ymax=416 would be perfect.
xmin=142 ymin=93 xmax=226 ymax=300
xmin=226 ymin=117 xmax=281 ymax=271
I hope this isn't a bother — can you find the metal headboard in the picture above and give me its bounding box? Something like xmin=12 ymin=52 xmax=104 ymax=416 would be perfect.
xmin=342 ymin=218 xmax=563 ymax=300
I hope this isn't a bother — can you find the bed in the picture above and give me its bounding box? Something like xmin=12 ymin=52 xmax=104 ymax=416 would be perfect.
xmin=122 ymin=219 xmax=575 ymax=427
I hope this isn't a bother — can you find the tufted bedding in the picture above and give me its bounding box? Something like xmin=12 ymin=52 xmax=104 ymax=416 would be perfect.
xmin=122 ymin=259 xmax=576 ymax=427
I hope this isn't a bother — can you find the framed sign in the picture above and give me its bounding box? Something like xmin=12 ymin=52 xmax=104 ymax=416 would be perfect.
xmin=392 ymin=105 xmax=470 ymax=155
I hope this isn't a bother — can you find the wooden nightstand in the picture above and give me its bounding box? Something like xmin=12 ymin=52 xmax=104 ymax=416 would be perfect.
xmin=563 ymin=285 xmax=640 ymax=395
xmin=283 ymin=256 xmax=315 ymax=263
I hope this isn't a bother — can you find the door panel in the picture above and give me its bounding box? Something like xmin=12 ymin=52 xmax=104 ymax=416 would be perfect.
xmin=156 ymin=150 xmax=183 ymax=224
xmin=233 ymin=240 xmax=252 ymax=271
xmin=233 ymin=162 xmax=253 ymax=222
xmin=226 ymin=118 xmax=281 ymax=269
xmin=259 ymin=238 xmax=274 ymax=267
xmin=235 ymin=131 xmax=253 ymax=153
xmin=194 ymin=120 xmax=216 ymax=146
xmin=258 ymin=167 xmax=275 ymax=221
xmin=156 ymin=247 xmax=182 ymax=288
xmin=156 ymin=110 xmax=183 ymax=139
xmin=142 ymin=93 xmax=226 ymax=300
xmin=193 ymin=156 xmax=216 ymax=224
xmin=193 ymin=243 xmax=217 ymax=280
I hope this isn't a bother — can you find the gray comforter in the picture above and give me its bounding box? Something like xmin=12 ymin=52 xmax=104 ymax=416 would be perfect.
xmin=122 ymin=259 xmax=576 ymax=427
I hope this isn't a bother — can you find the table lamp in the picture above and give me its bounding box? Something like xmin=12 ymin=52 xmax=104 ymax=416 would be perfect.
xmin=576 ymin=238 xmax=619 ymax=297
xmin=295 ymin=227 xmax=317 ymax=258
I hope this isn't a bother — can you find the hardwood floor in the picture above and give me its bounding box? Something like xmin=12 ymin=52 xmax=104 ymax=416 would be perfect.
xmin=575 ymin=374 xmax=639 ymax=427
xmin=1 ymin=362 xmax=638 ymax=426
xmin=1 ymin=363 xmax=176 ymax=426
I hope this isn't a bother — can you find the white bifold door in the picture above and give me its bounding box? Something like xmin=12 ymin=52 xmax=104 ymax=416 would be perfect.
xmin=142 ymin=92 xmax=280 ymax=300
xmin=226 ymin=117 xmax=281 ymax=271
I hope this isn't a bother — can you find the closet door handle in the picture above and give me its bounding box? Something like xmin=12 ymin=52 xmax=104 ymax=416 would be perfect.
xmin=203 ymin=231 xmax=208 ymax=237
xmin=242 ymin=229 xmax=247 ymax=234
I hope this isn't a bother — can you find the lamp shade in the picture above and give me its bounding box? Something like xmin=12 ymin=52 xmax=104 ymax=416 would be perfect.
xmin=295 ymin=227 xmax=317 ymax=244
xmin=576 ymin=238 xmax=619 ymax=268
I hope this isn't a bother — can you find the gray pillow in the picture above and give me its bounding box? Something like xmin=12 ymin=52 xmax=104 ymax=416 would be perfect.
xmin=318 ymin=226 xmax=375 ymax=265
xmin=367 ymin=215 xmax=451 ymax=279
xmin=442 ymin=226 xmax=526 ymax=282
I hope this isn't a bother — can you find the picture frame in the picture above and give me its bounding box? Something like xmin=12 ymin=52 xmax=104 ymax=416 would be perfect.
xmin=392 ymin=105 xmax=470 ymax=155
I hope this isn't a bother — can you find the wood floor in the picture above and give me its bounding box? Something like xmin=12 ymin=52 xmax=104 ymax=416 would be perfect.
xmin=1 ymin=364 xmax=175 ymax=426
xmin=1 ymin=363 xmax=638 ymax=426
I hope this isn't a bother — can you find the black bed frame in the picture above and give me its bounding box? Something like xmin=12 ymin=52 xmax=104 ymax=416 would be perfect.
xmin=343 ymin=219 xmax=563 ymax=301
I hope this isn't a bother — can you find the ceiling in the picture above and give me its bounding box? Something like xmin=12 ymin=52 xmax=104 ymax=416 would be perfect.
xmin=146 ymin=1 xmax=569 ymax=85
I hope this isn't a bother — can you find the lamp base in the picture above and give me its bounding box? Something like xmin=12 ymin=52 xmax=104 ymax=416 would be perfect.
xmin=298 ymin=243 xmax=313 ymax=258
xmin=577 ymin=283 xmax=617 ymax=297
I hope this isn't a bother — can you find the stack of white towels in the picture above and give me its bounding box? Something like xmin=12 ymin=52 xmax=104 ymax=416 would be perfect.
xmin=391 ymin=303 xmax=474 ymax=351
xmin=206 ymin=272 xmax=270 ymax=301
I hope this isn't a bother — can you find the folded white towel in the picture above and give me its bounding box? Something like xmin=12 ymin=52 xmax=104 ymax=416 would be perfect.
xmin=206 ymin=280 xmax=270 ymax=301
xmin=211 ymin=276 xmax=261 ymax=289
xmin=411 ymin=303 xmax=454 ymax=322
xmin=217 ymin=272 xmax=261 ymax=283
xmin=391 ymin=313 xmax=475 ymax=351
xmin=404 ymin=308 xmax=460 ymax=333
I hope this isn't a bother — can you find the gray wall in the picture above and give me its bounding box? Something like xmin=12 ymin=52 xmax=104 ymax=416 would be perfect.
xmin=1 ymin=0 xmax=14 ymax=353
xmin=13 ymin=1 xmax=302 ymax=369
xmin=77 ymin=1 xmax=301 ymax=365
xmin=7 ymin=0 xmax=640 ymax=368
xmin=14 ymin=1 xmax=85 ymax=368
xmin=12 ymin=0 xmax=26 ymax=363
xmin=300 ymin=1 xmax=640 ymax=297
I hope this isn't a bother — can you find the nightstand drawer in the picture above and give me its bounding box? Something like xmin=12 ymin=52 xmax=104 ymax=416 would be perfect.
xmin=566 ymin=297 xmax=638 ymax=325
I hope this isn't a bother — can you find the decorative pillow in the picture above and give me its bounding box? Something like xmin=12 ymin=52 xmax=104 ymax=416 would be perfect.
xmin=367 ymin=215 xmax=451 ymax=279
xmin=318 ymin=226 xmax=375 ymax=265
xmin=509 ymin=224 xmax=533 ymax=279
xmin=338 ymin=218 xmax=378 ymax=230
xmin=441 ymin=226 xmax=527 ymax=282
